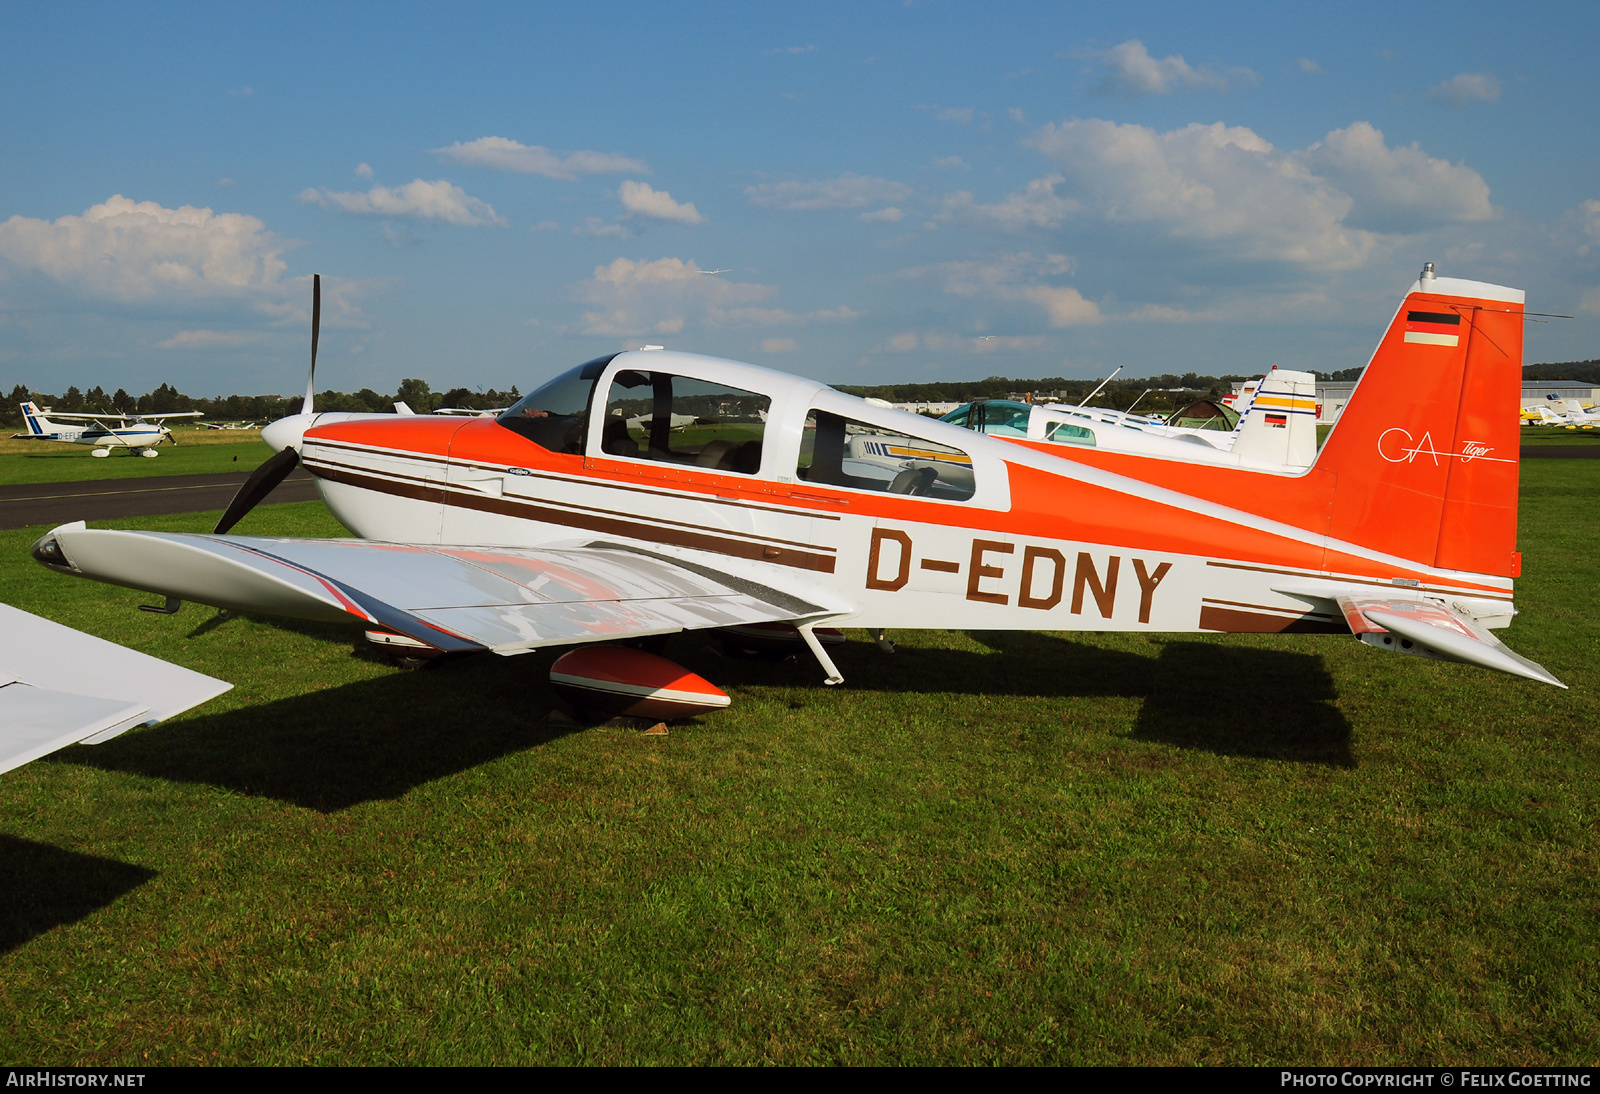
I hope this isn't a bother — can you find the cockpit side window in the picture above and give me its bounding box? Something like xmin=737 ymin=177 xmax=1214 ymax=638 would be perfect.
xmin=797 ymin=409 xmax=975 ymax=501
xmin=598 ymin=370 xmax=771 ymax=475
xmin=496 ymin=355 xmax=617 ymax=452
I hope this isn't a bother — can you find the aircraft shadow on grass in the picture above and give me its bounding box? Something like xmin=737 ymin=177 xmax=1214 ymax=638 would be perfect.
xmin=54 ymin=628 xmax=1352 ymax=813
xmin=0 ymin=835 xmax=156 ymax=955
xmin=716 ymin=629 xmax=1355 ymax=769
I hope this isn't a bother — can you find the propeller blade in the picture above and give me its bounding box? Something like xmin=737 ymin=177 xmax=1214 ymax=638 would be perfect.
xmin=303 ymin=273 xmax=320 ymax=415
xmin=213 ymin=446 xmax=301 ymax=534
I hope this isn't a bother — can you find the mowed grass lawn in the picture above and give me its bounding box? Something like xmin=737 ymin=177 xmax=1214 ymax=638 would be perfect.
xmin=0 ymin=431 xmax=270 ymax=485
xmin=0 ymin=462 xmax=1596 ymax=1065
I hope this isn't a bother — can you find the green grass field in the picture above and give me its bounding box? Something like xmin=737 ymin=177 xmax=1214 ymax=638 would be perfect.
xmin=0 ymin=431 xmax=270 ymax=485
xmin=0 ymin=464 xmax=1596 ymax=1064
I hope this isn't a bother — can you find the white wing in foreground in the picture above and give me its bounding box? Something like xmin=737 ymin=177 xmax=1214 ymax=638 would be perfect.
xmin=32 ymin=524 xmax=831 ymax=656
xmin=0 ymin=603 xmax=232 ymax=776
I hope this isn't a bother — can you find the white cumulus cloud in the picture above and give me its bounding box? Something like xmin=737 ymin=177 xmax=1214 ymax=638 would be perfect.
xmin=575 ymin=258 xmax=855 ymax=336
xmin=1025 ymin=119 xmax=1374 ymax=267
xmin=995 ymin=118 xmax=1494 ymax=266
xmin=1297 ymin=121 xmax=1493 ymax=231
xmin=906 ymin=253 xmax=1100 ymax=328
xmin=859 ymin=207 xmax=905 ymax=223
xmin=157 ymin=329 xmax=267 ymax=349
xmin=1081 ymin=39 xmax=1257 ymax=96
xmin=944 ymin=174 xmax=1081 ymax=230
xmin=575 ymin=257 xmax=775 ymax=336
xmin=299 ymin=179 xmax=506 ymax=226
xmin=618 ymin=181 xmax=704 ymax=224
xmin=432 ymin=137 xmax=648 ymax=179
xmin=1428 ymin=72 xmax=1501 ymax=107
xmin=880 ymin=331 xmax=1049 ymax=353
xmin=745 ymin=174 xmax=913 ymax=211
xmin=0 ymin=194 xmax=289 ymax=303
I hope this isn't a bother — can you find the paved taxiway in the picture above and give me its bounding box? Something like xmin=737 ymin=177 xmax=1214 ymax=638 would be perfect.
xmin=1519 ymin=445 xmax=1600 ymax=459
xmin=0 ymin=469 xmax=318 ymax=530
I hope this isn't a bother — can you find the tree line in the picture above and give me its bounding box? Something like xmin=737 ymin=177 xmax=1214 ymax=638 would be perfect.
xmin=4 ymin=359 xmax=1594 ymax=429
xmin=0 ymin=379 xmax=521 ymax=428
xmin=834 ymin=368 xmax=1370 ymax=414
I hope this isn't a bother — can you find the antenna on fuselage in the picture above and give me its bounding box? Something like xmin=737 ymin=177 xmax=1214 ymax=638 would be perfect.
xmin=1082 ymin=365 xmax=1123 ymax=407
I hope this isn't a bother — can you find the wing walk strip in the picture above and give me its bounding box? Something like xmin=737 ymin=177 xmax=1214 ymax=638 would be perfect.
xmin=305 ymin=460 xmax=839 ymax=574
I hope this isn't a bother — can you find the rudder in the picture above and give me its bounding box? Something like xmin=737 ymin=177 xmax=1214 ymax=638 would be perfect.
xmin=1315 ymin=267 xmax=1524 ymax=577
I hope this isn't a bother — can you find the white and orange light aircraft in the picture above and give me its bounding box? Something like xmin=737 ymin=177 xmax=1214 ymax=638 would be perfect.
xmin=23 ymin=265 xmax=1562 ymax=749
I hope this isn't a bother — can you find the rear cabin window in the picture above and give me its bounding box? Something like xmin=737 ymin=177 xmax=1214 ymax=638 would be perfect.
xmin=1044 ymin=420 xmax=1096 ymax=446
xmin=599 ymin=370 xmax=770 ymax=474
xmin=797 ymin=410 xmax=975 ymax=501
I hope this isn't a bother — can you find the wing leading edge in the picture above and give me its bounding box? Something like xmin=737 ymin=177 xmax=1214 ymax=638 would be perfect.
xmin=31 ymin=524 xmax=832 ymax=656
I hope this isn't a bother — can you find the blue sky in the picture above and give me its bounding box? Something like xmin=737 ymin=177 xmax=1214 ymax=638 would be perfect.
xmin=2 ymin=1 xmax=1597 ymax=398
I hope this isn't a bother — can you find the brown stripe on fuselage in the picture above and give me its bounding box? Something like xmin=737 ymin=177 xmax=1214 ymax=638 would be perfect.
xmin=1203 ymin=559 xmax=1512 ymax=602
xmin=1198 ymin=603 xmax=1346 ymax=634
xmin=305 ymin=452 xmax=832 ymax=555
xmin=307 ymin=463 xmax=838 ymax=574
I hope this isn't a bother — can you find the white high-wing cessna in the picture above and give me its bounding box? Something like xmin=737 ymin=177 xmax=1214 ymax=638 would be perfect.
xmin=13 ymin=402 xmax=202 ymax=456
xmin=16 ymin=267 xmax=1563 ymax=769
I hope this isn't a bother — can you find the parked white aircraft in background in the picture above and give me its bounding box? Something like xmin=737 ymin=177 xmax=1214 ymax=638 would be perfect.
xmin=934 ymin=367 xmax=1322 ymax=472
xmin=13 ymin=402 xmax=202 ymax=456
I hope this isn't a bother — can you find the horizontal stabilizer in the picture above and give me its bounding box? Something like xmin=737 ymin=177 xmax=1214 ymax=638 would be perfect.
xmin=0 ymin=603 xmax=232 ymax=776
xmin=1333 ymin=593 xmax=1564 ymax=688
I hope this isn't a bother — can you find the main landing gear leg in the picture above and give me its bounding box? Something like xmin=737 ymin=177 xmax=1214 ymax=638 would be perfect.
xmin=797 ymin=621 xmax=844 ymax=686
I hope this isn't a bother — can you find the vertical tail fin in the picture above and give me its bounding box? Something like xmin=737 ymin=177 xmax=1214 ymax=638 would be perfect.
xmin=1232 ymin=366 xmax=1319 ymax=468
xmin=19 ymin=402 xmax=52 ymax=436
xmin=1316 ymin=270 xmax=1524 ymax=576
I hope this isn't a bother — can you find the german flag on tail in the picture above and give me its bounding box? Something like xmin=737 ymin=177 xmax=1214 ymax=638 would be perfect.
xmin=1403 ymin=310 xmax=1461 ymax=347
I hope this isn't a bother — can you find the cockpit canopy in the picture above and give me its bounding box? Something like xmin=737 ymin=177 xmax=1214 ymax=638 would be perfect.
xmin=939 ymin=399 xmax=1033 ymax=437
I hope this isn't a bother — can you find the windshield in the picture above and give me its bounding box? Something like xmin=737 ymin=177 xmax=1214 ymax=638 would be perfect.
xmin=939 ymin=399 xmax=1032 ymax=436
xmin=496 ymin=354 xmax=617 ymax=452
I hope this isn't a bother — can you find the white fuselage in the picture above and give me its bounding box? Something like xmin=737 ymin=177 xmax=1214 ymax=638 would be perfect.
xmin=294 ymin=352 xmax=1516 ymax=644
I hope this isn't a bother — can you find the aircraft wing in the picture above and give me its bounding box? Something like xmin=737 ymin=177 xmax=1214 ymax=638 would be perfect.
xmin=32 ymin=524 xmax=835 ymax=656
xmin=32 ymin=410 xmax=129 ymax=422
xmin=0 ymin=603 xmax=232 ymax=776
xmin=1276 ymin=584 xmax=1564 ymax=687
